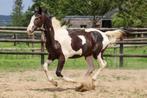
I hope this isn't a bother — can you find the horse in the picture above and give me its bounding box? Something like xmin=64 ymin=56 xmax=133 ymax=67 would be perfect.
xmin=27 ymin=7 xmax=127 ymax=91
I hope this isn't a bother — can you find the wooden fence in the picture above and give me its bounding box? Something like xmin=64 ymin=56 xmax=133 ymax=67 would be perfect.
xmin=0 ymin=26 xmax=147 ymax=67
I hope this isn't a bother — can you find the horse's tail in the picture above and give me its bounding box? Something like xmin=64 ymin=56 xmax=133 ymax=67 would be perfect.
xmin=105 ymin=29 xmax=126 ymax=44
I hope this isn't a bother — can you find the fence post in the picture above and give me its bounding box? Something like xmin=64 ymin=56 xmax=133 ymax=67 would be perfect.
xmin=119 ymin=43 xmax=124 ymax=67
xmin=31 ymin=35 xmax=35 ymax=57
xmin=41 ymin=32 xmax=45 ymax=65
xmin=13 ymin=34 xmax=17 ymax=46
xmin=113 ymin=46 xmax=117 ymax=67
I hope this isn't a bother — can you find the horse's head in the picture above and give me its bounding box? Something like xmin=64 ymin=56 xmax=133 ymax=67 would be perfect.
xmin=27 ymin=7 xmax=49 ymax=36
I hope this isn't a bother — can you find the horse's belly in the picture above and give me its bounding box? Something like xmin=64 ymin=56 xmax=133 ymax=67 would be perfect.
xmin=54 ymin=29 xmax=82 ymax=59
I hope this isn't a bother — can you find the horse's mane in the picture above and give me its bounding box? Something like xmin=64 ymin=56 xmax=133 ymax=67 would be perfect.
xmin=52 ymin=17 xmax=67 ymax=30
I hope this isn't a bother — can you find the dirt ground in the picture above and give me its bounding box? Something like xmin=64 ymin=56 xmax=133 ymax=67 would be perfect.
xmin=0 ymin=69 xmax=147 ymax=98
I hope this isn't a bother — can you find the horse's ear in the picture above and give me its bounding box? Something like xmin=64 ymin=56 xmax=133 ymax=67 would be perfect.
xmin=34 ymin=7 xmax=38 ymax=13
xmin=34 ymin=6 xmax=42 ymax=14
xmin=38 ymin=7 xmax=42 ymax=14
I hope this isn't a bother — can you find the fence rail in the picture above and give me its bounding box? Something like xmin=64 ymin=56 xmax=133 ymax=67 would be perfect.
xmin=0 ymin=39 xmax=42 ymax=43
xmin=0 ymin=26 xmax=147 ymax=67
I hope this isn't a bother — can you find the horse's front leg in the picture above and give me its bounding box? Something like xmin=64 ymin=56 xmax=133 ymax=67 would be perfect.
xmin=56 ymin=54 xmax=76 ymax=83
xmin=56 ymin=54 xmax=65 ymax=77
xmin=43 ymin=59 xmax=57 ymax=86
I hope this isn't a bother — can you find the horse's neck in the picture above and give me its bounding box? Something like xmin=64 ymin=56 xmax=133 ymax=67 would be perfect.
xmin=43 ymin=17 xmax=55 ymax=45
xmin=43 ymin=17 xmax=65 ymax=45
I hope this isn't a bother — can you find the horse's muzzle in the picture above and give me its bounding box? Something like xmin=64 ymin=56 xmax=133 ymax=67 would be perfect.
xmin=27 ymin=30 xmax=34 ymax=36
xmin=27 ymin=25 xmax=37 ymax=36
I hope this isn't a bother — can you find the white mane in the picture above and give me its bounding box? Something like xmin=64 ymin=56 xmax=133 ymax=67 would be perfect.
xmin=51 ymin=17 xmax=67 ymax=30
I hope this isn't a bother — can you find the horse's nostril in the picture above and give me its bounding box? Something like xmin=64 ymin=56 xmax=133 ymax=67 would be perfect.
xmin=29 ymin=30 xmax=32 ymax=33
xmin=27 ymin=29 xmax=34 ymax=36
xmin=27 ymin=29 xmax=33 ymax=33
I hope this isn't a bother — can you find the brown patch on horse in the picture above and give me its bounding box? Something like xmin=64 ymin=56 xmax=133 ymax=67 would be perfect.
xmin=70 ymin=33 xmax=83 ymax=51
xmin=75 ymin=76 xmax=95 ymax=92
xmin=68 ymin=29 xmax=85 ymax=52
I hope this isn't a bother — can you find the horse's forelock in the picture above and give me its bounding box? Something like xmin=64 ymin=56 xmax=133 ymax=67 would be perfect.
xmin=37 ymin=7 xmax=42 ymax=14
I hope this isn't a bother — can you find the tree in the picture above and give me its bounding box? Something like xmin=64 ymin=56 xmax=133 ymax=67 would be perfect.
xmin=11 ymin=0 xmax=23 ymax=26
xmin=112 ymin=0 xmax=147 ymax=27
xmin=21 ymin=7 xmax=34 ymax=26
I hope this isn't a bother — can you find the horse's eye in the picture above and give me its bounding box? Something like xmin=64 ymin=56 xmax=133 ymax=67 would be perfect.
xmin=35 ymin=17 xmax=39 ymax=21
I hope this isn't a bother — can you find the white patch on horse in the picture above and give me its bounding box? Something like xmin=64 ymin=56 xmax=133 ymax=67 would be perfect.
xmin=27 ymin=15 xmax=36 ymax=32
xmin=85 ymin=28 xmax=110 ymax=49
xmin=51 ymin=18 xmax=82 ymax=59
xmin=78 ymin=35 xmax=86 ymax=45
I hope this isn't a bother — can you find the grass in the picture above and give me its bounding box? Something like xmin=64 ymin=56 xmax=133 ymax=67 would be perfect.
xmin=104 ymin=46 xmax=147 ymax=69
xmin=0 ymin=42 xmax=146 ymax=71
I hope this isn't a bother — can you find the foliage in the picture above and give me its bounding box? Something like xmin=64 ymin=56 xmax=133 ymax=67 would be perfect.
xmin=112 ymin=14 xmax=126 ymax=27
xmin=113 ymin=0 xmax=147 ymax=27
xmin=55 ymin=0 xmax=116 ymax=16
xmin=21 ymin=7 xmax=34 ymax=26
xmin=11 ymin=0 xmax=24 ymax=26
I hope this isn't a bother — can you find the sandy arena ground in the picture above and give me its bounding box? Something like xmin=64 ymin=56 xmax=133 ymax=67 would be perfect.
xmin=0 ymin=69 xmax=147 ymax=98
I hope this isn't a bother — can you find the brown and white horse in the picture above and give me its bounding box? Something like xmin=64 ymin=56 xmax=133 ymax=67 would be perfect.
xmin=27 ymin=7 xmax=126 ymax=90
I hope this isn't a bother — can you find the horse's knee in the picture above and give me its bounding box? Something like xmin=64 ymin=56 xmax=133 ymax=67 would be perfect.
xmin=103 ymin=60 xmax=107 ymax=66
xmin=56 ymin=71 xmax=63 ymax=77
xmin=101 ymin=60 xmax=107 ymax=69
xmin=43 ymin=60 xmax=52 ymax=71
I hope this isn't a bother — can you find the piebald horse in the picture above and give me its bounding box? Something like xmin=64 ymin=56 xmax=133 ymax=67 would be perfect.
xmin=27 ymin=7 xmax=126 ymax=91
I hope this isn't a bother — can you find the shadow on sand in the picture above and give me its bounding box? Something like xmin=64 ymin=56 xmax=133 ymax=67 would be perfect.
xmin=29 ymin=87 xmax=75 ymax=92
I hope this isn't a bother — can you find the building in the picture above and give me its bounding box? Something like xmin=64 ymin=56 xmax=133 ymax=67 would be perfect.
xmin=64 ymin=16 xmax=101 ymax=28
xmin=64 ymin=8 xmax=119 ymax=28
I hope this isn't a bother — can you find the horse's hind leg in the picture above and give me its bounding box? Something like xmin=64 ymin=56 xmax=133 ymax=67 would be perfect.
xmin=43 ymin=59 xmax=57 ymax=86
xmin=92 ymin=52 xmax=107 ymax=81
xmin=85 ymin=55 xmax=95 ymax=76
xmin=75 ymin=55 xmax=96 ymax=92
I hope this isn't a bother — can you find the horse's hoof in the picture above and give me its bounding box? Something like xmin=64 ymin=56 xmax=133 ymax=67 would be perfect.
xmin=75 ymin=84 xmax=85 ymax=92
xmin=75 ymin=76 xmax=95 ymax=92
